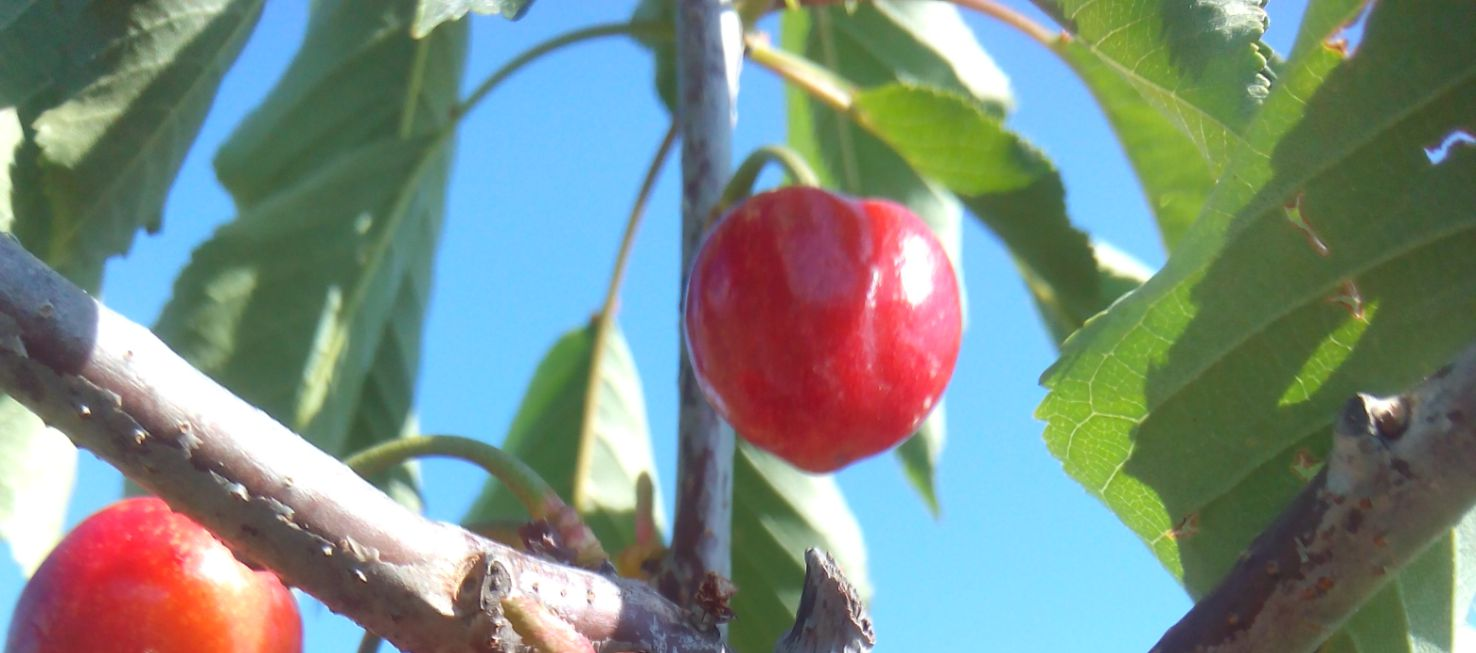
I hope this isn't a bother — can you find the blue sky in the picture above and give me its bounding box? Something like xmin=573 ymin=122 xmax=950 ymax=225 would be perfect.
xmin=0 ymin=1 xmax=1350 ymax=651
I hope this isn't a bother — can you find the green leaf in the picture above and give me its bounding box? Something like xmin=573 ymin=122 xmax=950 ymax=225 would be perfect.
xmin=1038 ymin=0 xmax=1476 ymax=647
xmin=0 ymin=398 xmax=75 ymax=576
xmin=1027 ymin=241 xmax=1152 ymax=347
xmin=730 ymin=442 xmax=869 ymax=653
xmin=895 ymin=401 xmax=944 ymax=517
xmin=782 ymin=1 xmax=1012 ymax=512
xmin=783 ymin=0 xmax=1011 ymax=114
xmin=851 ymin=84 xmax=1102 ymax=332
xmin=464 ymin=323 xmax=665 ymax=552
xmin=632 ymin=0 xmax=677 ymax=114
xmin=411 ymin=0 xmax=533 ymax=39
xmin=155 ymin=0 xmax=467 ymax=497
xmin=0 ymin=0 xmax=263 ymax=281
xmin=1031 ymin=0 xmax=1272 ymax=169
xmin=1054 ymin=40 xmax=1213 ymax=250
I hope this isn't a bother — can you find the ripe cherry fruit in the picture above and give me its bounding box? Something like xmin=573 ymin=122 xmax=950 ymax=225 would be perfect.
xmin=5 ymin=497 xmax=302 ymax=653
xmin=684 ymin=186 xmax=962 ymax=473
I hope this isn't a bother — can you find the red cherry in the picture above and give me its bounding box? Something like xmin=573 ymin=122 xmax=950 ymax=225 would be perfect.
xmin=684 ymin=186 xmax=962 ymax=473
xmin=5 ymin=497 xmax=302 ymax=653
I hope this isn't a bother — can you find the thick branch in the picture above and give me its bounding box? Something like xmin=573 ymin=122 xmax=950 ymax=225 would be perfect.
xmin=666 ymin=0 xmax=741 ymax=608
xmin=1153 ymin=344 xmax=1476 ymax=652
xmin=0 ymin=236 xmax=723 ymax=653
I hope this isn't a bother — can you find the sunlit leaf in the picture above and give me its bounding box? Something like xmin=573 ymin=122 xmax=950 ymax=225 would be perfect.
xmin=1054 ymin=40 xmax=1213 ymax=250
xmin=1031 ymin=0 xmax=1272 ymax=169
xmin=464 ymin=323 xmax=664 ymax=552
xmin=1038 ymin=1 xmax=1476 ymax=648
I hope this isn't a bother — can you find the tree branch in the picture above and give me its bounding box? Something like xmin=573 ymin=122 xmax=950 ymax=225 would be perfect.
xmin=1153 ymin=344 xmax=1476 ymax=652
xmin=0 ymin=236 xmax=723 ymax=653
xmin=775 ymin=549 xmax=875 ymax=653
xmin=665 ymin=0 xmax=742 ymax=609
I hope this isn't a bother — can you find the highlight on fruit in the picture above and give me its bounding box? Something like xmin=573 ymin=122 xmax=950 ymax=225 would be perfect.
xmin=684 ymin=185 xmax=963 ymax=473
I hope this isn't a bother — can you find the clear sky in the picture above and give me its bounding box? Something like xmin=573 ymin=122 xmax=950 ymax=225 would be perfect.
xmin=0 ymin=1 xmax=1347 ymax=651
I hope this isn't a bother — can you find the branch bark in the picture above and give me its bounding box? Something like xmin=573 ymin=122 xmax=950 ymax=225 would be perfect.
xmin=0 ymin=236 xmax=723 ymax=653
xmin=775 ymin=549 xmax=875 ymax=653
xmin=1153 ymin=344 xmax=1476 ymax=652
xmin=665 ymin=0 xmax=742 ymax=609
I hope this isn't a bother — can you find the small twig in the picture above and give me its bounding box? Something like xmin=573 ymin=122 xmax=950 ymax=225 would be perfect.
xmin=1153 ymin=344 xmax=1476 ymax=652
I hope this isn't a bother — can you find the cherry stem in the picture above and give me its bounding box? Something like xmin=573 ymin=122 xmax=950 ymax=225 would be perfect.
xmin=742 ymin=32 xmax=857 ymax=114
xmin=454 ymin=21 xmax=672 ymax=120
xmin=343 ymin=434 xmax=556 ymax=522
xmin=573 ymin=122 xmax=679 ymax=506
xmin=714 ymin=143 xmax=821 ymax=222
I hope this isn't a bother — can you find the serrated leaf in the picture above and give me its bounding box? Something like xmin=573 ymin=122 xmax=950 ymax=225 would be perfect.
xmin=730 ymin=442 xmax=869 ymax=653
xmin=155 ymin=0 xmax=466 ymax=498
xmin=1031 ymin=0 xmax=1271 ymax=169
xmin=0 ymin=398 xmax=75 ymax=576
xmin=411 ymin=0 xmax=533 ymax=39
xmin=0 ymin=0 xmax=262 ymax=281
xmin=1038 ymin=1 xmax=1476 ymax=648
xmin=782 ymin=1 xmax=1012 ymax=512
xmin=1054 ymin=40 xmax=1213 ymax=250
xmin=464 ymin=324 xmax=664 ymax=552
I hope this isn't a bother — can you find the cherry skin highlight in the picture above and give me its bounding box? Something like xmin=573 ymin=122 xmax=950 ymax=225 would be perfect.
xmin=5 ymin=497 xmax=302 ymax=653
xmin=684 ymin=186 xmax=962 ymax=473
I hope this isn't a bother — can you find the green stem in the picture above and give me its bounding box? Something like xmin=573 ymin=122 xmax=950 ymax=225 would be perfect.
xmin=572 ymin=122 xmax=679 ymax=505
xmin=454 ymin=21 xmax=672 ymax=119
xmin=714 ymin=143 xmax=819 ymax=216
xmin=343 ymin=435 xmax=554 ymax=520
xmin=743 ymin=32 xmax=857 ymax=114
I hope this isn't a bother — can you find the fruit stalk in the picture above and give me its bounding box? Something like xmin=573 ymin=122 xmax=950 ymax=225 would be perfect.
xmin=663 ymin=0 xmax=742 ymax=608
xmin=0 ymin=236 xmax=724 ymax=653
